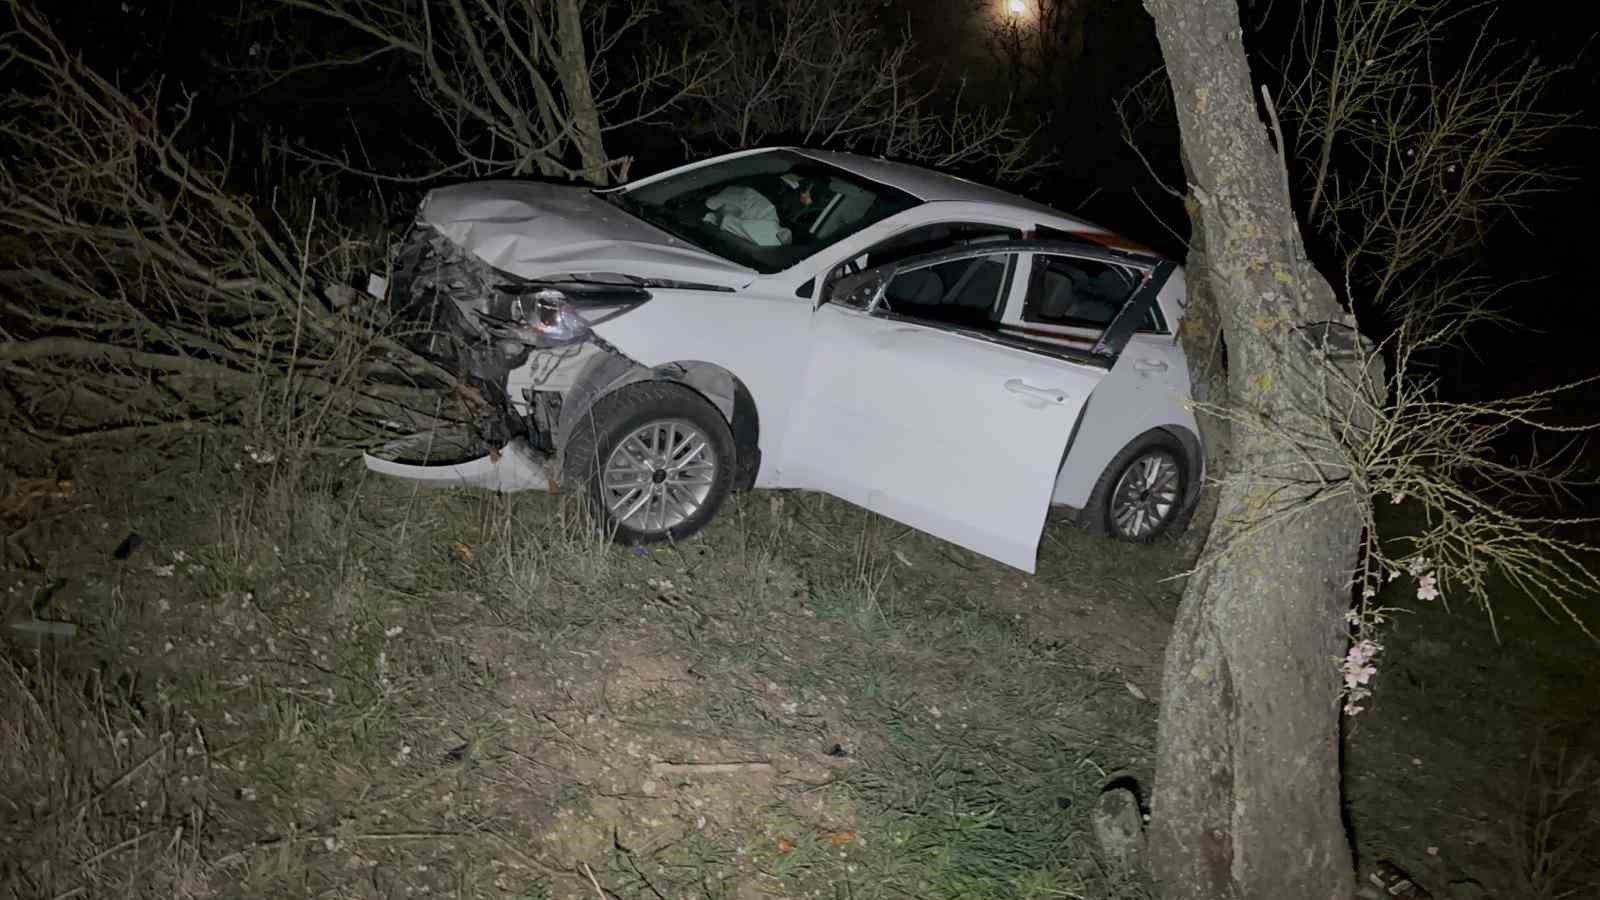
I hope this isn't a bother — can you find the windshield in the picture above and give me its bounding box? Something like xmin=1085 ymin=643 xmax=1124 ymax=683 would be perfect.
xmin=607 ymin=151 xmax=921 ymax=274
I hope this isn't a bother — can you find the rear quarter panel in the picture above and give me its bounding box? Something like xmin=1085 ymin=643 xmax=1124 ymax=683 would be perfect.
xmin=1051 ymin=334 xmax=1203 ymax=509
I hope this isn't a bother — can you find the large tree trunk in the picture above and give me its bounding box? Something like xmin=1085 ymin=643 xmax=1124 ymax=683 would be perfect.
xmin=1143 ymin=1 xmax=1367 ymax=897
xmin=1172 ymin=164 xmax=1229 ymax=558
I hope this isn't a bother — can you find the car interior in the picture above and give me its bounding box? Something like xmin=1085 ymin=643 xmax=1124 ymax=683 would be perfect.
xmin=1023 ymin=256 xmax=1160 ymax=335
xmin=619 ymin=151 xmax=921 ymax=274
xmin=880 ymin=255 xmax=1012 ymax=329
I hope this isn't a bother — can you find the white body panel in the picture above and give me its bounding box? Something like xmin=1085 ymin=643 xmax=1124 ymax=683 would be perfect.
xmin=989 ymin=262 xmax=1202 ymax=508
xmin=779 ymin=304 xmax=1101 ymax=572
xmin=368 ymin=147 xmax=1204 ymax=571
xmin=421 ymin=181 xmax=756 ymax=287
xmin=364 ymin=439 xmax=552 ymax=491
xmin=587 ymin=288 xmax=813 ymax=486
xmin=1049 ymin=332 xmax=1200 ymax=507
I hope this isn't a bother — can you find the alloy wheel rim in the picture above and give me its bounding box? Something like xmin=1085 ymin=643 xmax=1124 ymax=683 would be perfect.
xmin=1110 ymin=451 xmax=1181 ymax=539
xmin=601 ymin=419 xmax=718 ymax=533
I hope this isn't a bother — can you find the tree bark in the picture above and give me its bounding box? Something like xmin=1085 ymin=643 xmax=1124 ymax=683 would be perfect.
xmin=1142 ymin=1 xmax=1367 ymax=897
xmin=554 ymin=0 xmax=608 ymax=184
xmin=1172 ymin=158 xmax=1229 ymax=559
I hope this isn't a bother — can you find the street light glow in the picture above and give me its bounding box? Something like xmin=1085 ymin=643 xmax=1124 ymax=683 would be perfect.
xmin=1007 ymin=0 xmax=1026 ymax=15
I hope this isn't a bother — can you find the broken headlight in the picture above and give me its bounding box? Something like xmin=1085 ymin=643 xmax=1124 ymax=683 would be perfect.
xmin=482 ymin=288 xmax=591 ymax=347
xmin=518 ymin=289 xmax=590 ymax=344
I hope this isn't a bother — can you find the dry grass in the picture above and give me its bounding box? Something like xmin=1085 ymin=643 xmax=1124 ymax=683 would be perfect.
xmin=1510 ymin=734 xmax=1600 ymax=899
xmin=1 ymin=442 xmax=1178 ymax=899
xmin=3 ymin=432 xmax=1595 ymax=899
xmin=0 ymin=6 xmax=480 ymax=466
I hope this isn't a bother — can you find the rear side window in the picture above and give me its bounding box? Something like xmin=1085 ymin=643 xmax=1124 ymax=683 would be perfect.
xmin=1024 ymin=255 xmax=1164 ymax=334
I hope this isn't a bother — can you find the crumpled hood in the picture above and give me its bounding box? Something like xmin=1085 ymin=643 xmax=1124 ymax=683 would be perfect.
xmin=420 ymin=181 xmax=756 ymax=288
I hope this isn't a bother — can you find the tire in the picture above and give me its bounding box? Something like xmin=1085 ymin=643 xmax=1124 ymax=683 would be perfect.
xmin=1081 ymin=431 xmax=1189 ymax=543
xmin=562 ymin=382 xmax=736 ymax=545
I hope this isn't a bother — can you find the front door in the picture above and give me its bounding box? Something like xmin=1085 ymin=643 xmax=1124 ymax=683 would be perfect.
xmin=778 ymin=247 xmax=1114 ymax=572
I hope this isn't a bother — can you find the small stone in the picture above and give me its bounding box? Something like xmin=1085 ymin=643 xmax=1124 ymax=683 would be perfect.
xmin=1092 ymin=787 xmax=1145 ymax=864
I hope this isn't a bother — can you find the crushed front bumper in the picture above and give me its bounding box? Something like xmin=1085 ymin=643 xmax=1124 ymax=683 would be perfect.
xmin=362 ymin=432 xmax=554 ymax=493
xmin=363 ymin=221 xmax=652 ymax=493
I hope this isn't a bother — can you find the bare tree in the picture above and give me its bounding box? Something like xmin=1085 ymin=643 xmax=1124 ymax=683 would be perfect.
xmin=1278 ymin=0 xmax=1572 ymax=326
xmin=683 ymin=0 xmax=1049 ymax=180
xmin=981 ymin=0 xmax=1091 ymax=102
xmin=1139 ymin=0 xmax=1597 ymax=896
xmin=1141 ymin=1 xmax=1372 ymax=881
xmin=261 ymin=0 xmax=716 ymax=184
xmin=0 ymin=5 xmax=477 ymax=471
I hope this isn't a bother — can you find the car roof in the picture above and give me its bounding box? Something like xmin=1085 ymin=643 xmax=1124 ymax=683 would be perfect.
xmin=791 ymin=148 xmax=1107 ymax=232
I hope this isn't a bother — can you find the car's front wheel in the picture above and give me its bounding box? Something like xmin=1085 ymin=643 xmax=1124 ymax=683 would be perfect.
xmin=1083 ymin=431 xmax=1189 ymax=543
xmin=563 ymin=383 xmax=736 ymax=544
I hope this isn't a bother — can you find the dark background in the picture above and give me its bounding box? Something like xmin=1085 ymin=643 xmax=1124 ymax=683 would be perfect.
xmin=36 ymin=0 xmax=1600 ymax=405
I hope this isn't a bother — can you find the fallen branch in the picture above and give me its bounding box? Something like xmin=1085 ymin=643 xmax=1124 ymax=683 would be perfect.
xmin=0 ymin=5 xmax=488 ymax=459
xmin=648 ymin=760 xmax=774 ymax=777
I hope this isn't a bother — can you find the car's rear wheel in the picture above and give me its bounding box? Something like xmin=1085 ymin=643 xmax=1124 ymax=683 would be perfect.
xmin=564 ymin=383 xmax=736 ymax=544
xmin=1083 ymin=432 xmax=1189 ymax=543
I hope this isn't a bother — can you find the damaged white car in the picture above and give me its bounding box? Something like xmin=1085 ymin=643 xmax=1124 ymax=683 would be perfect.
xmin=367 ymin=147 xmax=1203 ymax=573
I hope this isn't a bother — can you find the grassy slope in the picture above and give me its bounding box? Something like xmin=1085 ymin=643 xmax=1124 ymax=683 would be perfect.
xmin=4 ymin=448 xmax=1594 ymax=898
xmin=1342 ymin=506 xmax=1600 ymax=900
xmin=2 ymin=446 xmax=1173 ymax=899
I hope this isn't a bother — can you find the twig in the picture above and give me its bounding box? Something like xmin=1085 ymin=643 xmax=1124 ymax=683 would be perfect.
xmin=582 ymin=861 xmax=608 ymax=900
xmin=648 ymin=761 xmax=773 ymax=777
xmin=80 ymin=830 xmax=155 ymax=867
xmin=44 ymin=740 xmax=169 ymax=827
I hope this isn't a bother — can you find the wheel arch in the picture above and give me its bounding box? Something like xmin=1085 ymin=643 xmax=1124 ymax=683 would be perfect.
xmin=1154 ymin=424 xmax=1204 ymax=531
xmin=1056 ymin=418 xmax=1204 ymax=516
xmin=556 ymin=355 xmax=761 ymax=490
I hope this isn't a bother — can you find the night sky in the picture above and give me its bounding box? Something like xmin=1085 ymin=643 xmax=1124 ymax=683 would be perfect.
xmin=43 ymin=0 xmax=1600 ymax=402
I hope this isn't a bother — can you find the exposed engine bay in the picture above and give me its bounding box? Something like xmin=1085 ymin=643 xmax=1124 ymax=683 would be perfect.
xmin=387 ymin=224 xmax=650 ymax=455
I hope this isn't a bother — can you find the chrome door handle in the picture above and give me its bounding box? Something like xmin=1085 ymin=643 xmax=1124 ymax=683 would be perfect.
xmin=1134 ymin=358 xmax=1170 ymax=372
xmin=1004 ymin=378 xmax=1067 ymax=404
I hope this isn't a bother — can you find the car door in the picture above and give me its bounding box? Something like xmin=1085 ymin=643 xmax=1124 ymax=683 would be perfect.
xmin=1001 ymin=250 xmax=1195 ymax=508
xmin=777 ymin=242 xmax=1170 ymax=573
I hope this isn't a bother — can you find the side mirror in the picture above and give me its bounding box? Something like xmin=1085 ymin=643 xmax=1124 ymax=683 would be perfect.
xmin=825 ymin=267 xmax=888 ymax=310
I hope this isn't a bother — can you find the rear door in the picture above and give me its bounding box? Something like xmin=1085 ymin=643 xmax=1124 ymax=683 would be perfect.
xmin=778 ymin=242 xmax=1169 ymax=572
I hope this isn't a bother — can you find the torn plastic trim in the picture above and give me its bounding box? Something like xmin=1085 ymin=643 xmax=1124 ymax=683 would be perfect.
xmin=391 ymin=223 xmax=653 ymax=452
xmin=497 ymin=273 xmax=734 ymax=294
xmin=363 ymin=433 xmax=553 ymax=493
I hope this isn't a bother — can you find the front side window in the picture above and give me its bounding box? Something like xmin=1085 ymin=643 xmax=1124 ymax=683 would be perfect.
xmin=879 ymin=254 xmax=1015 ymax=329
xmin=609 ymin=150 xmax=920 ymax=274
xmin=819 ymin=221 xmax=1021 ymax=304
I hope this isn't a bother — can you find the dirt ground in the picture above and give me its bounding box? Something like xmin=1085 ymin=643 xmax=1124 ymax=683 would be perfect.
xmin=1 ymin=445 xmax=1595 ymax=898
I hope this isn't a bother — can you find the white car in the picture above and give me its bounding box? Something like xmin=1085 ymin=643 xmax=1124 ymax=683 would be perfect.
xmin=367 ymin=148 xmax=1202 ymax=573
